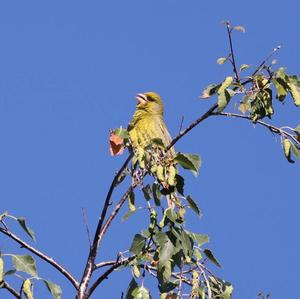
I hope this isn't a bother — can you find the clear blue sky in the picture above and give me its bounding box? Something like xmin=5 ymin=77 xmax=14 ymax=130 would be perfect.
xmin=0 ymin=1 xmax=299 ymax=298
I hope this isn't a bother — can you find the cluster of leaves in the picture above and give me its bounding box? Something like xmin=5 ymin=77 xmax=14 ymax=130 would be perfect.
xmin=108 ymin=132 xmax=233 ymax=298
xmin=0 ymin=212 xmax=62 ymax=299
xmin=201 ymin=30 xmax=300 ymax=163
xmin=122 ymin=177 xmax=233 ymax=298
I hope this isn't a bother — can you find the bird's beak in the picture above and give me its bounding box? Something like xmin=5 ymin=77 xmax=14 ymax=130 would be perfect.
xmin=136 ymin=93 xmax=148 ymax=105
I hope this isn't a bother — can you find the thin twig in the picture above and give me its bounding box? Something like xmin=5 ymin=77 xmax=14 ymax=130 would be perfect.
xmin=241 ymin=45 xmax=281 ymax=86
xmin=212 ymin=111 xmax=300 ymax=146
xmin=81 ymin=208 xmax=92 ymax=249
xmin=178 ymin=116 xmax=184 ymax=134
xmin=1 ymin=281 xmax=22 ymax=298
xmin=252 ymin=45 xmax=281 ymax=77
xmin=0 ymin=227 xmax=79 ymax=289
xmin=226 ymin=22 xmax=240 ymax=83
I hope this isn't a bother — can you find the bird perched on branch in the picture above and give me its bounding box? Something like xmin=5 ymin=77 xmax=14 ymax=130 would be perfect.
xmin=128 ymin=92 xmax=175 ymax=157
xmin=128 ymin=92 xmax=177 ymax=189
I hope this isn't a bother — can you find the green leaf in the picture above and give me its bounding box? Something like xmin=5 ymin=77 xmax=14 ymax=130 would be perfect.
xmin=186 ymin=195 xmax=201 ymax=216
xmin=240 ymin=64 xmax=250 ymax=71
xmin=175 ymin=174 xmax=184 ymax=195
xmin=250 ymin=89 xmax=273 ymax=122
xmin=22 ymin=279 xmax=34 ymax=299
xmin=155 ymin=232 xmax=175 ymax=266
xmin=273 ymin=78 xmax=288 ymax=101
xmin=158 ymin=261 xmax=172 ymax=284
xmin=283 ymin=138 xmax=295 ymax=163
xmin=188 ymin=232 xmax=209 ymax=247
xmin=132 ymin=264 xmax=140 ymax=278
xmin=17 ymin=218 xmax=36 ymax=241
xmin=165 ymin=208 xmax=177 ymax=223
xmin=175 ymin=153 xmax=201 ymax=176
xmin=178 ymin=229 xmax=193 ymax=259
xmin=149 ymin=210 xmax=157 ymax=233
xmin=287 ymin=75 xmax=300 ymax=106
xmin=12 ymin=255 xmax=38 ymax=277
xmin=114 ymin=127 xmax=129 ymax=138
xmin=218 ymin=76 xmax=233 ymax=94
xmin=142 ymin=184 xmax=152 ymax=201
xmin=129 ymin=234 xmax=146 ymax=255
xmin=291 ymin=143 xmax=300 ymax=159
xmin=200 ymin=83 xmax=220 ymax=99
xmin=132 ymin=286 xmax=151 ymax=299
xmin=158 ymin=281 xmax=178 ymax=293
xmin=203 ymin=249 xmax=222 ymax=268
xmin=125 ymin=278 xmax=138 ymax=299
xmin=152 ymin=183 xmax=161 ymax=206
xmin=0 ymin=257 xmax=3 ymax=282
xmin=194 ymin=249 xmax=202 ymax=260
xmin=217 ymin=57 xmax=227 ymax=65
xmin=210 ymin=277 xmax=233 ymax=299
xmin=217 ymin=89 xmax=234 ymax=112
xmin=128 ymin=191 xmax=136 ymax=212
xmin=43 ymin=280 xmax=62 ymax=299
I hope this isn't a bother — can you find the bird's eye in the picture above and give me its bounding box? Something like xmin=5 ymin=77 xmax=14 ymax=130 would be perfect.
xmin=146 ymin=96 xmax=155 ymax=102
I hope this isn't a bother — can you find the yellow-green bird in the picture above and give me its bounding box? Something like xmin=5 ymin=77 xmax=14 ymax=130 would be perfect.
xmin=128 ymin=92 xmax=175 ymax=159
xmin=128 ymin=92 xmax=177 ymax=192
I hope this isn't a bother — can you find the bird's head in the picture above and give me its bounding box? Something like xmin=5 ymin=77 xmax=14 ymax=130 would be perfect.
xmin=135 ymin=92 xmax=164 ymax=116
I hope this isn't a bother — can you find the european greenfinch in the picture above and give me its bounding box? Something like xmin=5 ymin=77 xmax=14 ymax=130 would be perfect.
xmin=128 ymin=92 xmax=177 ymax=192
xmin=128 ymin=92 xmax=175 ymax=158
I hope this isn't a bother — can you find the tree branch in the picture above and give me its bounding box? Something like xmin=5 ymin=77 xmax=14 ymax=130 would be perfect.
xmin=77 ymin=153 xmax=133 ymax=298
xmin=168 ymin=104 xmax=218 ymax=150
xmin=0 ymin=227 xmax=79 ymax=289
xmin=86 ymin=255 xmax=137 ymax=298
xmin=1 ymin=281 xmax=22 ymax=298
xmin=78 ymin=102 xmax=219 ymax=298
xmin=212 ymin=111 xmax=300 ymax=146
xmin=225 ymin=22 xmax=240 ymax=83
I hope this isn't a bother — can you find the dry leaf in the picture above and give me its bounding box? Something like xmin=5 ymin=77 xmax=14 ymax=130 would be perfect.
xmin=233 ymin=25 xmax=246 ymax=33
xmin=109 ymin=132 xmax=125 ymax=156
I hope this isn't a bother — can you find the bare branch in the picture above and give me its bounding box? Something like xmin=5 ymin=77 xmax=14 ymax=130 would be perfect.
xmin=1 ymin=281 xmax=22 ymax=298
xmin=0 ymin=227 xmax=79 ymax=289
xmin=212 ymin=111 xmax=300 ymax=146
